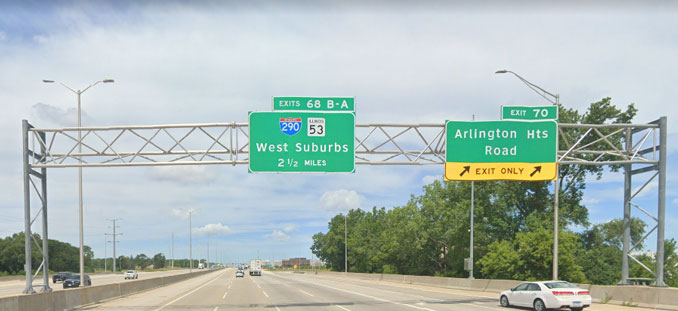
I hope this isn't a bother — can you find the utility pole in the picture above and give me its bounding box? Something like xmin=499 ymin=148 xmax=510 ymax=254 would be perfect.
xmin=104 ymin=233 xmax=107 ymax=272
xmin=106 ymin=218 xmax=122 ymax=273
xmin=469 ymin=114 xmax=475 ymax=280
xmin=189 ymin=211 xmax=193 ymax=272
xmin=344 ymin=213 xmax=348 ymax=273
xmin=171 ymin=233 xmax=174 ymax=269
xmin=207 ymin=237 xmax=210 ymax=269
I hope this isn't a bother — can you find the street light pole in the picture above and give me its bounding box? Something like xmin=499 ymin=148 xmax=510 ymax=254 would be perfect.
xmin=189 ymin=211 xmax=193 ymax=272
xmin=344 ymin=213 xmax=348 ymax=274
xmin=43 ymin=79 xmax=113 ymax=287
xmin=495 ymin=70 xmax=560 ymax=280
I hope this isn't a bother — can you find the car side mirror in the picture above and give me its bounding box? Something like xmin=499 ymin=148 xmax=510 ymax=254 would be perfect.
xmin=510 ymin=287 xmax=515 ymax=291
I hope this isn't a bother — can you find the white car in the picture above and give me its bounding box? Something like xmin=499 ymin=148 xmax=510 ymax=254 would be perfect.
xmin=124 ymin=270 xmax=138 ymax=279
xmin=500 ymin=281 xmax=591 ymax=311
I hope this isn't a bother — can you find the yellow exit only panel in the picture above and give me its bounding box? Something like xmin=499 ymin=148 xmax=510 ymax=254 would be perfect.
xmin=444 ymin=162 xmax=557 ymax=181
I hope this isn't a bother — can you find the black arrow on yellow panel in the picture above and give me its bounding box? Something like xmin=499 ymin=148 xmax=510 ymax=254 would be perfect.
xmin=530 ymin=166 xmax=542 ymax=177
xmin=460 ymin=166 xmax=470 ymax=177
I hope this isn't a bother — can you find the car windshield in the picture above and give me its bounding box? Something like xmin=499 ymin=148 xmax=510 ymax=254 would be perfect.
xmin=544 ymin=281 xmax=577 ymax=289
xmin=66 ymin=274 xmax=80 ymax=279
xmin=127 ymin=270 xmax=135 ymax=273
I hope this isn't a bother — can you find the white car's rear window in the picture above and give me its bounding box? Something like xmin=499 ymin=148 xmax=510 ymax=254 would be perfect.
xmin=544 ymin=281 xmax=577 ymax=289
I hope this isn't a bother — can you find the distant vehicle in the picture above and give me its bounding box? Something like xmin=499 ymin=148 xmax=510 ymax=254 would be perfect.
xmin=499 ymin=281 xmax=591 ymax=311
xmin=52 ymin=272 xmax=72 ymax=283
xmin=198 ymin=262 xmax=205 ymax=269
xmin=124 ymin=270 xmax=138 ymax=279
xmin=63 ymin=274 xmax=91 ymax=288
xmin=249 ymin=259 xmax=261 ymax=276
xmin=236 ymin=270 xmax=244 ymax=278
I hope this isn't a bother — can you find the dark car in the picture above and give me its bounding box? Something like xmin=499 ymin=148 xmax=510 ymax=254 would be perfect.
xmin=52 ymin=272 xmax=72 ymax=283
xmin=63 ymin=274 xmax=91 ymax=288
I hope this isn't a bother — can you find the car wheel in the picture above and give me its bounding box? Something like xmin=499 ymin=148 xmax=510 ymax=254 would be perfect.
xmin=500 ymin=295 xmax=509 ymax=307
xmin=533 ymin=299 xmax=546 ymax=311
xmin=570 ymin=308 xmax=583 ymax=311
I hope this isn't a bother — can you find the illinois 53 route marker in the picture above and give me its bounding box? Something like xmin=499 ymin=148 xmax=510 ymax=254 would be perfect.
xmin=249 ymin=111 xmax=355 ymax=173
xmin=445 ymin=120 xmax=557 ymax=181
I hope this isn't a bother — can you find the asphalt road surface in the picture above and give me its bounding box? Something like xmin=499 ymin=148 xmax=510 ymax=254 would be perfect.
xmin=79 ymin=268 xmax=659 ymax=311
xmin=0 ymin=268 xmax=192 ymax=298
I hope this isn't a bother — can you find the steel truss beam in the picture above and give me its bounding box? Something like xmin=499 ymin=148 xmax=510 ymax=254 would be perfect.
xmin=22 ymin=118 xmax=667 ymax=290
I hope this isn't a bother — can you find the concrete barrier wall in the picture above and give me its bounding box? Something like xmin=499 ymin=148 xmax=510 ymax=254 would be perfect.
xmin=315 ymin=271 xmax=678 ymax=308
xmin=0 ymin=269 xmax=216 ymax=311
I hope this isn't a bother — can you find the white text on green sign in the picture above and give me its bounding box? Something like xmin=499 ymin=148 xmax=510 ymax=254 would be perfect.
xmin=273 ymin=97 xmax=355 ymax=112
xmin=446 ymin=120 xmax=557 ymax=163
xmin=249 ymin=111 xmax=355 ymax=173
xmin=501 ymin=105 xmax=558 ymax=120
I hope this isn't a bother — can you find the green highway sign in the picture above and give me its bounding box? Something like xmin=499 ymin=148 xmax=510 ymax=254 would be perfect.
xmin=249 ymin=111 xmax=355 ymax=173
xmin=273 ymin=97 xmax=355 ymax=112
xmin=501 ymin=105 xmax=558 ymax=120
xmin=445 ymin=120 xmax=557 ymax=181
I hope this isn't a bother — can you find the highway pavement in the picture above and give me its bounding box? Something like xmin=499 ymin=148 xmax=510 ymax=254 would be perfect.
xmin=78 ymin=268 xmax=661 ymax=311
xmin=0 ymin=268 xmax=192 ymax=298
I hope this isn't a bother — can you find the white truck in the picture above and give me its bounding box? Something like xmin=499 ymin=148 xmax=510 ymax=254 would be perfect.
xmin=249 ymin=259 xmax=262 ymax=276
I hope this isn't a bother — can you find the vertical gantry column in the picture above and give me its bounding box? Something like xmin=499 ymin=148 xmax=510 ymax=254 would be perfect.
xmin=39 ymin=131 xmax=51 ymax=292
xmin=621 ymin=128 xmax=632 ymax=284
xmin=655 ymin=116 xmax=667 ymax=286
xmin=22 ymin=120 xmax=34 ymax=294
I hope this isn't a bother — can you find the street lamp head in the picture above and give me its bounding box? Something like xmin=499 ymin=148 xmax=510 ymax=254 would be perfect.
xmin=103 ymin=79 xmax=115 ymax=83
xmin=42 ymin=80 xmax=54 ymax=83
xmin=495 ymin=70 xmax=508 ymax=74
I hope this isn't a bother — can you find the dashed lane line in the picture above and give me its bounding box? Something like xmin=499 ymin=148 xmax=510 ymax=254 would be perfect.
xmin=335 ymin=304 xmax=352 ymax=311
xmin=222 ymin=291 xmax=228 ymax=299
xmin=263 ymin=290 xmax=269 ymax=298
xmin=151 ymin=270 xmax=226 ymax=311
xmin=279 ymin=273 xmax=503 ymax=311
xmin=299 ymin=289 xmax=315 ymax=297
xmin=279 ymin=276 xmax=436 ymax=311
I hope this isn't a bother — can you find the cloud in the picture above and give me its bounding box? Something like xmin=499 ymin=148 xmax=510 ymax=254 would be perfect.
xmin=171 ymin=208 xmax=197 ymax=220
xmin=150 ymin=166 xmax=217 ymax=184
xmin=422 ymin=175 xmax=440 ymax=185
xmin=319 ymin=189 xmax=362 ymax=212
xmin=581 ymin=198 xmax=600 ymax=205
xmin=283 ymin=224 xmax=298 ymax=232
xmin=0 ymin=32 xmax=5 ymax=41
xmin=266 ymin=230 xmax=290 ymax=241
xmin=31 ymin=103 xmax=93 ymax=127
xmin=192 ymin=223 xmax=232 ymax=236
xmin=673 ymin=198 xmax=678 ymax=205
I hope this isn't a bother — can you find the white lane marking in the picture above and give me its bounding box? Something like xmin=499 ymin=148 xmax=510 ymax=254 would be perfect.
xmin=283 ymin=275 xmax=436 ymax=311
xmin=257 ymin=283 xmax=261 ymax=289
xmin=213 ymin=307 xmax=218 ymax=311
xmin=263 ymin=290 xmax=269 ymax=297
xmin=299 ymin=289 xmax=314 ymax=297
xmin=222 ymin=291 xmax=228 ymax=299
xmin=275 ymin=306 xmax=281 ymax=311
xmin=151 ymin=271 xmax=226 ymax=311
xmin=335 ymin=304 xmax=352 ymax=311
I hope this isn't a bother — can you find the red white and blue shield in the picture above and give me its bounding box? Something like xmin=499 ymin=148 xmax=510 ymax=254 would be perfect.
xmin=280 ymin=117 xmax=302 ymax=136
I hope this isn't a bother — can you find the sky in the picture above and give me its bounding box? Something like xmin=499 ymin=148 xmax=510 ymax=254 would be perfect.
xmin=0 ymin=0 xmax=676 ymax=265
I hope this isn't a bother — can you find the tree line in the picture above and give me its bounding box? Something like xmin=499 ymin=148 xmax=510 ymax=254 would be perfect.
xmin=0 ymin=232 xmax=199 ymax=276
xmin=312 ymin=98 xmax=678 ymax=287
